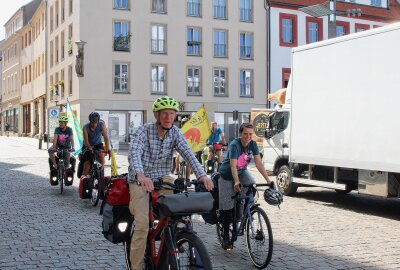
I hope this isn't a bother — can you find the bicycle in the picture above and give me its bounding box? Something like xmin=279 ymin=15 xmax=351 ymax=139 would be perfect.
xmin=50 ymin=148 xmax=74 ymax=194
xmin=216 ymin=183 xmax=273 ymax=269
xmin=82 ymin=148 xmax=104 ymax=206
xmin=124 ymin=178 xmax=213 ymax=270
xmin=204 ymin=143 xmax=225 ymax=174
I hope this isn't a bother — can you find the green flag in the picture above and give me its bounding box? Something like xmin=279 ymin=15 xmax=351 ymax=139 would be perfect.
xmin=66 ymin=100 xmax=83 ymax=155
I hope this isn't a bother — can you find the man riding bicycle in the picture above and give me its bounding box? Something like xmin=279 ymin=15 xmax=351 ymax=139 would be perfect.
xmin=207 ymin=121 xmax=226 ymax=164
xmin=81 ymin=112 xmax=110 ymax=176
xmin=127 ymin=96 xmax=213 ymax=270
xmin=48 ymin=115 xmax=76 ymax=174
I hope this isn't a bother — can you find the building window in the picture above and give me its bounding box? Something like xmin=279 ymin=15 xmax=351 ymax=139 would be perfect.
xmin=187 ymin=0 xmax=201 ymax=17
xmin=151 ymin=24 xmax=166 ymax=53
xmin=56 ymin=0 xmax=59 ymax=28
xmin=69 ymin=0 xmax=73 ymax=15
xmin=239 ymin=32 xmax=253 ymax=59
xmin=61 ymin=0 xmax=65 ymax=22
xmin=151 ymin=65 xmax=166 ymax=94
xmin=61 ymin=69 xmax=65 ymax=98
xmin=240 ymin=0 xmax=252 ymax=22
xmin=214 ymin=30 xmax=227 ymax=57
xmin=213 ymin=68 xmax=227 ymax=96
xmin=187 ymin=27 xmax=202 ymax=56
xmin=50 ymin=41 xmax=54 ymax=67
xmin=280 ymin=13 xmax=298 ymax=47
xmin=371 ymin=0 xmax=382 ymax=7
xmin=240 ymin=69 xmax=253 ymax=97
xmin=50 ymin=6 xmax=54 ymax=32
xmin=282 ymin=68 xmax=291 ymax=88
xmin=68 ymin=65 xmax=73 ymax=95
xmin=306 ymin=17 xmax=323 ymax=44
xmin=68 ymin=24 xmax=73 ymax=55
xmin=55 ymin=36 xmax=59 ymax=64
xmin=114 ymin=0 xmax=129 ymax=9
xmin=214 ymin=0 xmax=227 ymax=19
xmin=187 ymin=66 xmax=201 ymax=95
xmin=336 ymin=21 xmax=350 ymax=37
xmin=152 ymin=0 xmax=166 ymax=13
xmin=355 ymin=23 xmax=369 ymax=32
xmin=114 ymin=63 xmax=129 ymax=93
xmin=114 ymin=21 xmax=130 ymax=51
xmin=61 ymin=32 xmax=65 ymax=60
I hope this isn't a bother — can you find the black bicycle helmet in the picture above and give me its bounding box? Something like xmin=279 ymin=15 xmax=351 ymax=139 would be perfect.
xmin=264 ymin=182 xmax=283 ymax=206
xmin=89 ymin=112 xmax=100 ymax=123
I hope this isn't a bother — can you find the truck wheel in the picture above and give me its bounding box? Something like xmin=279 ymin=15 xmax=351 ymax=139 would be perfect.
xmin=276 ymin=165 xmax=298 ymax=196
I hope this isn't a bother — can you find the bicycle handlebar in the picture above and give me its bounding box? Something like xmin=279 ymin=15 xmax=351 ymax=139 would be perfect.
xmin=231 ymin=182 xmax=273 ymax=199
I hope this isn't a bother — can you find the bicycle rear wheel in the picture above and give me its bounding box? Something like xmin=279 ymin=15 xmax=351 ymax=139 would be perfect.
xmin=176 ymin=231 xmax=212 ymax=270
xmin=90 ymin=170 xmax=102 ymax=206
xmin=245 ymin=206 xmax=273 ymax=269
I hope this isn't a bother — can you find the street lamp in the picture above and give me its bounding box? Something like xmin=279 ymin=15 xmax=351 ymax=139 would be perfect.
xmin=75 ymin=40 xmax=87 ymax=77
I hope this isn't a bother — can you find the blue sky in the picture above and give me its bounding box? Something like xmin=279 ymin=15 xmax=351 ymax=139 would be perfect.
xmin=0 ymin=0 xmax=32 ymax=41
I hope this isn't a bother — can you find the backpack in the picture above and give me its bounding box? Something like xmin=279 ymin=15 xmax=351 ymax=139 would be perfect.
xmin=100 ymin=174 xmax=133 ymax=244
xmin=195 ymin=172 xmax=220 ymax=225
xmin=79 ymin=175 xmax=92 ymax=199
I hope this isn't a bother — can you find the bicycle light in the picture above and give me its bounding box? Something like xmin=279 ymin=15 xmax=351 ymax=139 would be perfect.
xmin=118 ymin=222 xmax=128 ymax=232
xmin=52 ymin=177 xmax=57 ymax=182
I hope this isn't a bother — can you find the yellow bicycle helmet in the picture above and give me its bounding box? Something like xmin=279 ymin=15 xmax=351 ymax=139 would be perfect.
xmin=59 ymin=115 xmax=68 ymax=122
xmin=153 ymin=96 xmax=180 ymax=112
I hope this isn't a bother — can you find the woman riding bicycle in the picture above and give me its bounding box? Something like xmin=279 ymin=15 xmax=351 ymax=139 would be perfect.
xmin=48 ymin=115 xmax=76 ymax=175
xmin=127 ymin=96 xmax=213 ymax=270
xmin=218 ymin=122 xmax=271 ymax=250
xmin=207 ymin=121 xmax=226 ymax=163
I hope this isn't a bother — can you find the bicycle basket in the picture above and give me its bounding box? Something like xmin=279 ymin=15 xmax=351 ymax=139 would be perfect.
xmin=157 ymin=192 xmax=214 ymax=217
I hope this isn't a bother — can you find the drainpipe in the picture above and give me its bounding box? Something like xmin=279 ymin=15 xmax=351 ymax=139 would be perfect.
xmin=264 ymin=0 xmax=271 ymax=109
xmin=45 ymin=0 xmax=49 ymax=149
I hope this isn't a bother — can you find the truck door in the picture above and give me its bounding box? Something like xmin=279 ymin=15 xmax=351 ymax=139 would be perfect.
xmin=263 ymin=111 xmax=290 ymax=173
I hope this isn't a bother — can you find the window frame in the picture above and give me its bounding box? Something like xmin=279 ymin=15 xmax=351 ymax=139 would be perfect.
xmin=151 ymin=24 xmax=167 ymax=54
xmin=187 ymin=27 xmax=202 ymax=56
xmin=306 ymin=17 xmax=323 ymax=44
xmin=239 ymin=32 xmax=253 ymax=60
xmin=213 ymin=29 xmax=227 ymax=58
xmin=214 ymin=0 xmax=227 ymax=20
xmin=279 ymin=13 xmax=298 ymax=47
xmin=187 ymin=66 xmax=202 ymax=96
xmin=114 ymin=0 xmax=129 ymax=10
xmin=152 ymin=0 xmax=167 ymax=13
xmin=355 ymin=23 xmax=370 ymax=32
xmin=151 ymin=64 xmax=167 ymax=94
xmin=113 ymin=20 xmax=131 ymax=52
xmin=113 ymin=63 xmax=130 ymax=93
xmin=239 ymin=0 xmax=253 ymax=22
xmin=187 ymin=0 xmax=202 ymax=17
xmin=336 ymin=21 xmax=350 ymax=37
xmin=239 ymin=69 xmax=253 ymax=98
xmin=213 ymin=67 xmax=228 ymax=97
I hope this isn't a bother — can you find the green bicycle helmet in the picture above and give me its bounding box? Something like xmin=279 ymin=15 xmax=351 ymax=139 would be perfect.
xmin=153 ymin=96 xmax=180 ymax=112
xmin=59 ymin=115 xmax=68 ymax=122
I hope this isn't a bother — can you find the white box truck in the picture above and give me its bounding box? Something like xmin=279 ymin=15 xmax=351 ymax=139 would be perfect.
xmin=263 ymin=23 xmax=400 ymax=198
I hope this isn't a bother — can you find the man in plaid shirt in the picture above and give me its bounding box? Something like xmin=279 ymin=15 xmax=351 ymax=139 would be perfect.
xmin=127 ymin=96 xmax=213 ymax=270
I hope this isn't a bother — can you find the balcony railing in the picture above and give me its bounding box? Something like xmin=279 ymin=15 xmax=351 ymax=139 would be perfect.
xmin=214 ymin=44 xmax=226 ymax=57
xmin=187 ymin=3 xmax=200 ymax=16
xmin=240 ymin=46 xmax=252 ymax=59
xmin=113 ymin=35 xmax=131 ymax=51
xmin=240 ymin=8 xmax=252 ymax=21
xmin=151 ymin=39 xmax=165 ymax=53
xmin=214 ymin=5 xmax=226 ymax=19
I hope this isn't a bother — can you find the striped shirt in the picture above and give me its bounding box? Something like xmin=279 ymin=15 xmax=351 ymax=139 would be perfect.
xmin=128 ymin=122 xmax=206 ymax=183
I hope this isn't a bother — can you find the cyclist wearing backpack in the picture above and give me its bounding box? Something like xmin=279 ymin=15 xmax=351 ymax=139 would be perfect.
xmin=127 ymin=96 xmax=213 ymax=270
xmin=218 ymin=123 xmax=271 ymax=250
xmin=48 ymin=115 xmax=76 ymax=173
xmin=81 ymin=112 xmax=110 ymax=176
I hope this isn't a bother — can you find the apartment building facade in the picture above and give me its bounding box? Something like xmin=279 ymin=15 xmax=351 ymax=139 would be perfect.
xmin=267 ymin=0 xmax=400 ymax=96
xmin=20 ymin=1 xmax=47 ymax=137
xmin=45 ymin=0 xmax=268 ymax=145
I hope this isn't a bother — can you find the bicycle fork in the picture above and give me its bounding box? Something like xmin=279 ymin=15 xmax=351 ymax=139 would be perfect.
xmin=165 ymin=225 xmax=180 ymax=270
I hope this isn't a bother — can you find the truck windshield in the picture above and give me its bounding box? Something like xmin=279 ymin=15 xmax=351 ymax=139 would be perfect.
xmin=269 ymin=111 xmax=289 ymax=135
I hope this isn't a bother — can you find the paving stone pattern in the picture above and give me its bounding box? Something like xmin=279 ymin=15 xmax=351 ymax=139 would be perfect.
xmin=1 ymin=136 xmax=400 ymax=269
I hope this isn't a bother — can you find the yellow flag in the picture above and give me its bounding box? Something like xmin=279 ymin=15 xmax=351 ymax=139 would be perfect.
xmin=110 ymin=149 xmax=118 ymax=177
xmin=180 ymin=105 xmax=211 ymax=152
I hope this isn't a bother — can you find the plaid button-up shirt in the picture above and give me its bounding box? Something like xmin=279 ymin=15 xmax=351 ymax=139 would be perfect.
xmin=128 ymin=123 xmax=206 ymax=183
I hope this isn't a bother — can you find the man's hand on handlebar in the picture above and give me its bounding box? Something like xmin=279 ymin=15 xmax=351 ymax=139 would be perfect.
xmin=199 ymin=175 xmax=214 ymax=191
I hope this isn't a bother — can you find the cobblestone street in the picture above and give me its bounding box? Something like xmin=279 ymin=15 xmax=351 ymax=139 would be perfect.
xmin=1 ymin=136 xmax=400 ymax=269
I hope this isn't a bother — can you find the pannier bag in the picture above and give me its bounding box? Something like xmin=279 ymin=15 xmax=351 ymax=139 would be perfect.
xmin=157 ymin=192 xmax=214 ymax=217
xmin=102 ymin=203 xmax=134 ymax=244
xmin=99 ymin=176 xmax=111 ymax=200
xmin=64 ymin=169 xmax=74 ymax=186
xmin=104 ymin=176 xmax=130 ymax=206
xmin=49 ymin=169 xmax=59 ymax=186
xmin=195 ymin=172 xmax=220 ymax=224
xmin=79 ymin=175 xmax=92 ymax=199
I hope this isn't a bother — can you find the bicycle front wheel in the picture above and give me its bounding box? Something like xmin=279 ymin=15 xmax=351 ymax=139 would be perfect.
xmin=176 ymin=231 xmax=212 ymax=270
xmin=245 ymin=207 xmax=273 ymax=269
xmin=59 ymin=166 xmax=64 ymax=194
